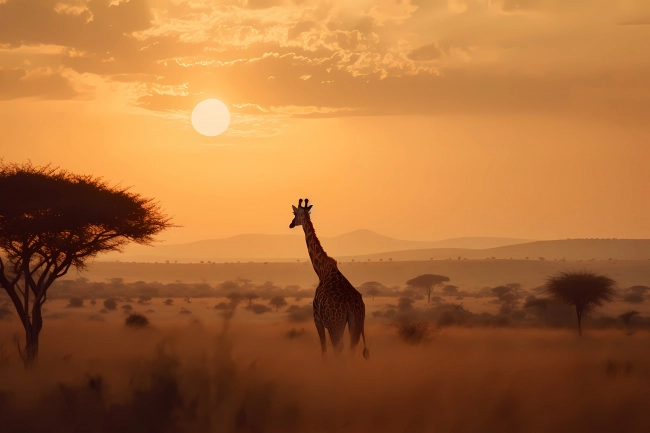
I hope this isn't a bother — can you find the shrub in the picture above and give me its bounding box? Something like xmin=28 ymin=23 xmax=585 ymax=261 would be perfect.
xmin=104 ymin=298 xmax=118 ymax=310
xmin=125 ymin=313 xmax=150 ymax=329
xmin=395 ymin=321 xmax=431 ymax=345
xmin=67 ymin=297 xmax=84 ymax=308
xmin=247 ymin=304 xmax=271 ymax=315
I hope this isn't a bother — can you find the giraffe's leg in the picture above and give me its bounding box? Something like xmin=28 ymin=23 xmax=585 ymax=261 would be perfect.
xmin=314 ymin=319 xmax=327 ymax=360
xmin=348 ymin=310 xmax=362 ymax=356
xmin=327 ymin=319 xmax=346 ymax=354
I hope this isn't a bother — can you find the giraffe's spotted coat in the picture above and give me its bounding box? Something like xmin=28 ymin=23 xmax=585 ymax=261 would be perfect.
xmin=290 ymin=199 xmax=369 ymax=360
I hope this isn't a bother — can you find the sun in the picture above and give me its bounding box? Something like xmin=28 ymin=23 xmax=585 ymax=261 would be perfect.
xmin=191 ymin=99 xmax=231 ymax=136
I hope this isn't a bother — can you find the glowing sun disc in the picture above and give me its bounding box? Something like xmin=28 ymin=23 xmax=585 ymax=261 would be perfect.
xmin=191 ymin=99 xmax=231 ymax=136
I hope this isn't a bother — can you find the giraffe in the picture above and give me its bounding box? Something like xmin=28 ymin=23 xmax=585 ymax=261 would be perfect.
xmin=289 ymin=198 xmax=369 ymax=360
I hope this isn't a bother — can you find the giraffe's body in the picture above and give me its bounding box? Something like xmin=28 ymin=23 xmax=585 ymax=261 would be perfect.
xmin=289 ymin=199 xmax=369 ymax=359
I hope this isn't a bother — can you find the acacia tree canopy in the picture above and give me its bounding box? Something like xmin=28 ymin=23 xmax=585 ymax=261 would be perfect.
xmin=406 ymin=274 xmax=450 ymax=303
xmin=543 ymin=270 xmax=615 ymax=336
xmin=0 ymin=162 xmax=174 ymax=367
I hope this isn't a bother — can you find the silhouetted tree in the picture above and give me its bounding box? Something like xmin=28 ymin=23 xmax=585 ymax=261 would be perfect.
xmin=543 ymin=270 xmax=616 ymax=336
xmin=269 ymin=296 xmax=288 ymax=312
xmin=523 ymin=296 xmax=549 ymax=324
xmin=244 ymin=291 xmax=259 ymax=306
xmin=406 ymin=274 xmax=450 ymax=303
xmin=0 ymin=163 xmax=172 ymax=367
xmin=618 ymin=310 xmax=640 ymax=326
xmin=359 ymin=281 xmax=385 ymax=300
xmin=163 ymin=299 xmax=174 ymax=306
xmin=226 ymin=292 xmax=244 ymax=304
xmin=443 ymin=285 xmax=459 ymax=299
xmin=621 ymin=285 xmax=649 ymax=304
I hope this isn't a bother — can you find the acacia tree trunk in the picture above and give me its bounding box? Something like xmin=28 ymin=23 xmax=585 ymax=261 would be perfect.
xmin=427 ymin=287 xmax=432 ymax=303
xmin=17 ymin=297 xmax=44 ymax=368
xmin=576 ymin=308 xmax=583 ymax=336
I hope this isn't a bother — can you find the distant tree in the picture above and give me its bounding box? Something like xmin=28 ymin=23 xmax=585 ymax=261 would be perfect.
xmin=619 ymin=310 xmax=640 ymax=326
xmin=269 ymin=296 xmax=288 ymax=312
xmin=163 ymin=299 xmax=174 ymax=306
xmin=406 ymin=274 xmax=450 ymax=303
xmin=543 ymin=270 xmax=616 ymax=336
xmin=359 ymin=281 xmax=385 ymax=300
xmin=397 ymin=297 xmax=415 ymax=312
xmin=0 ymin=163 xmax=172 ymax=367
xmin=244 ymin=291 xmax=259 ymax=306
xmin=621 ymin=285 xmax=649 ymax=304
xmin=138 ymin=295 xmax=152 ymax=305
xmin=226 ymin=292 xmax=244 ymax=304
xmin=103 ymin=298 xmax=118 ymax=311
xmin=442 ymin=285 xmax=459 ymax=299
xmin=121 ymin=304 xmax=133 ymax=313
xmin=523 ymin=296 xmax=549 ymax=325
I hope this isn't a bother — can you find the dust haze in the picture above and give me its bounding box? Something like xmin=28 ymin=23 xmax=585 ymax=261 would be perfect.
xmin=2 ymin=263 xmax=650 ymax=432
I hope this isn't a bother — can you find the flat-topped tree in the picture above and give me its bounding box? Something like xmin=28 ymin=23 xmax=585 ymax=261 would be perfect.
xmin=0 ymin=162 xmax=173 ymax=367
xmin=543 ymin=270 xmax=616 ymax=336
xmin=406 ymin=274 xmax=450 ymax=303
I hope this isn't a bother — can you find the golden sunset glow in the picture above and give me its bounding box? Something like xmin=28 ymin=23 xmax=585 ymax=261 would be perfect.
xmin=0 ymin=0 xmax=648 ymax=243
xmin=191 ymin=99 xmax=231 ymax=137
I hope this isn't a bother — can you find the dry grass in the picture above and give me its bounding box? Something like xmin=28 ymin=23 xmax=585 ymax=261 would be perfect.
xmin=1 ymin=308 xmax=649 ymax=433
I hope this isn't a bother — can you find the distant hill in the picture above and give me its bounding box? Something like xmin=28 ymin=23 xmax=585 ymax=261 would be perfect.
xmin=100 ymin=230 xmax=531 ymax=262
xmin=337 ymin=239 xmax=650 ymax=262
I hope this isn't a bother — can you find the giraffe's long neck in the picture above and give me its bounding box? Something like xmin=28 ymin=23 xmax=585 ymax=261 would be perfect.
xmin=302 ymin=216 xmax=331 ymax=280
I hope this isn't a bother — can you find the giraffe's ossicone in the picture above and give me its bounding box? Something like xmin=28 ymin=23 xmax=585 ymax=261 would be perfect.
xmin=289 ymin=198 xmax=369 ymax=360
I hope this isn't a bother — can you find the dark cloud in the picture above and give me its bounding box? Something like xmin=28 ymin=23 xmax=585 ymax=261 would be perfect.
xmin=0 ymin=67 xmax=79 ymax=100
xmin=0 ymin=0 xmax=152 ymax=50
xmin=407 ymin=42 xmax=442 ymax=61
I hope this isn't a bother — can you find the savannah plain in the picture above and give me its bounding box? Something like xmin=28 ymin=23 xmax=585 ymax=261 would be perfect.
xmin=2 ymin=255 xmax=650 ymax=433
xmin=2 ymin=0 xmax=650 ymax=431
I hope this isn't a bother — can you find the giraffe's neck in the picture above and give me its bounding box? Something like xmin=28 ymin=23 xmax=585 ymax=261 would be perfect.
xmin=301 ymin=216 xmax=332 ymax=280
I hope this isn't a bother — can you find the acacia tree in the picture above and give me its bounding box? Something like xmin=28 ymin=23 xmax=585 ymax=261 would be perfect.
xmin=244 ymin=291 xmax=259 ymax=306
xmin=543 ymin=270 xmax=615 ymax=336
xmin=0 ymin=163 xmax=173 ymax=367
xmin=443 ymin=285 xmax=459 ymax=299
xmin=359 ymin=281 xmax=385 ymax=300
xmin=269 ymin=295 xmax=288 ymax=312
xmin=406 ymin=274 xmax=450 ymax=303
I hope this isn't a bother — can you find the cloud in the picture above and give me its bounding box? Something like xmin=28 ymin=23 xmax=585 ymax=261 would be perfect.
xmin=407 ymin=42 xmax=442 ymax=61
xmin=0 ymin=67 xmax=79 ymax=100
xmin=0 ymin=0 xmax=648 ymax=130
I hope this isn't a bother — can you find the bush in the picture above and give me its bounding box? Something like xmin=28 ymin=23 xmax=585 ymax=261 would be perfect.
xmin=125 ymin=313 xmax=150 ymax=329
xmin=67 ymin=297 xmax=84 ymax=308
xmin=121 ymin=304 xmax=133 ymax=313
xmin=395 ymin=321 xmax=431 ymax=345
xmin=247 ymin=304 xmax=271 ymax=315
xmin=104 ymin=298 xmax=118 ymax=310
xmin=0 ymin=304 xmax=13 ymax=320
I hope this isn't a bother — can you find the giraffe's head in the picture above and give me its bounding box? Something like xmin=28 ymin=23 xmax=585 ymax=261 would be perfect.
xmin=289 ymin=198 xmax=313 ymax=229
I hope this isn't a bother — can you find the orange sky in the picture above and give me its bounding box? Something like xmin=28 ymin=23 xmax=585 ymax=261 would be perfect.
xmin=1 ymin=0 xmax=649 ymax=243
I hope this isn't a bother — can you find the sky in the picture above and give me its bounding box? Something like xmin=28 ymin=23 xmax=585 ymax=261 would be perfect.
xmin=0 ymin=0 xmax=649 ymax=244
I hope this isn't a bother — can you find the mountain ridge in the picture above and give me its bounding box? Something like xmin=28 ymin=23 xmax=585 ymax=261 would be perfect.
xmin=101 ymin=230 xmax=533 ymax=262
